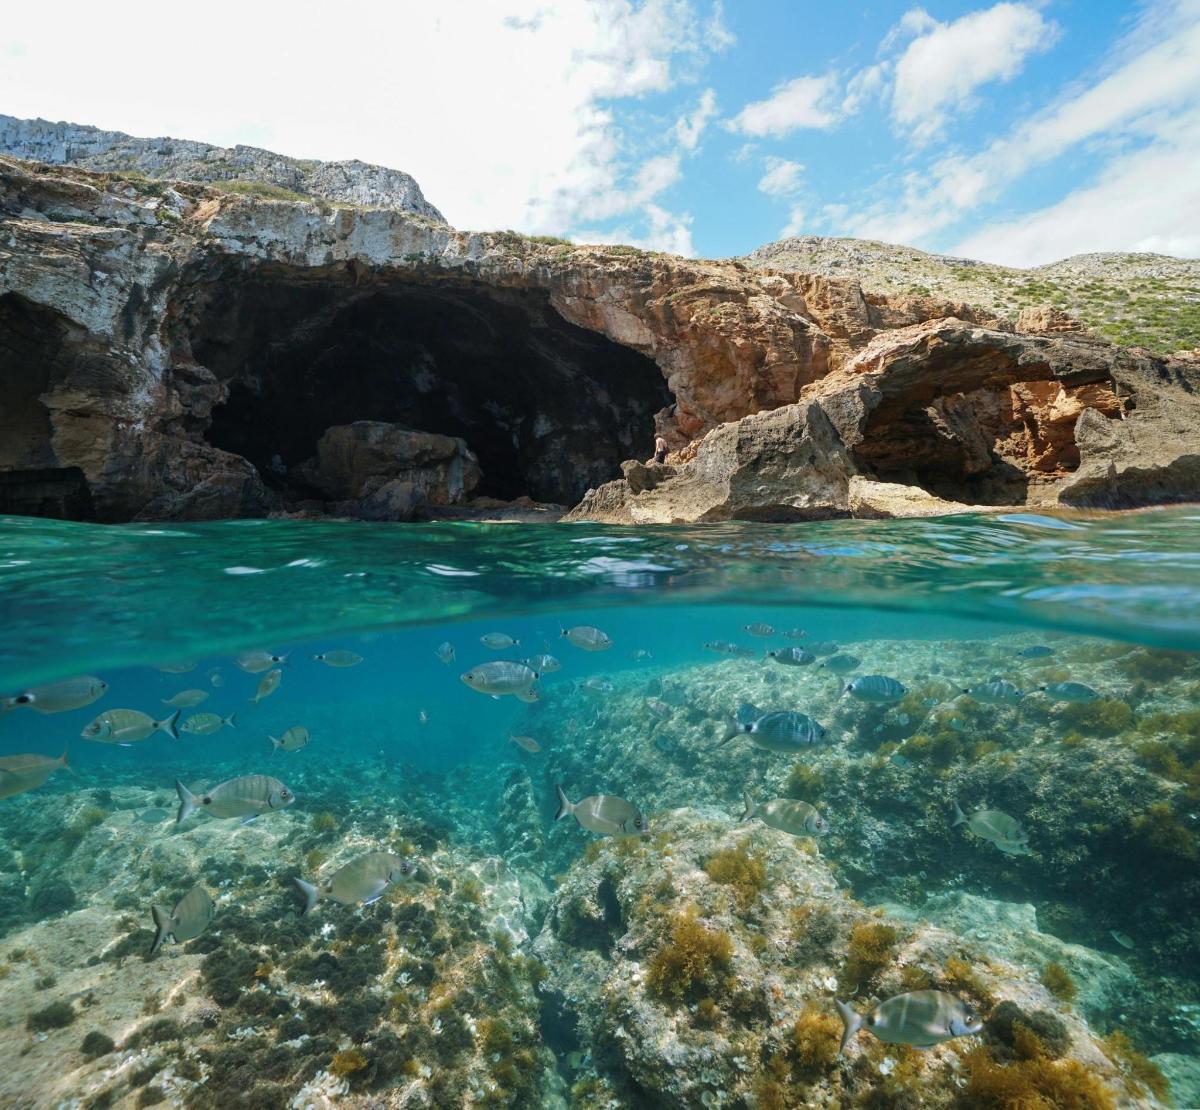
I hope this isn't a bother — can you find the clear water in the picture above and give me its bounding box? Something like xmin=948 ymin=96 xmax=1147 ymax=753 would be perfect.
xmin=0 ymin=509 xmax=1198 ymax=1107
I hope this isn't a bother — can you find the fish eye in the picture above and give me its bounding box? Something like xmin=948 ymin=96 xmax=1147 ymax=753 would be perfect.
xmin=16 ymin=694 xmax=31 ymax=704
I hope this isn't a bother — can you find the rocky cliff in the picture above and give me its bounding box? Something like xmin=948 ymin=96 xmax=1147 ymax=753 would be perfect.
xmin=1 ymin=153 xmax=1197 ymax=523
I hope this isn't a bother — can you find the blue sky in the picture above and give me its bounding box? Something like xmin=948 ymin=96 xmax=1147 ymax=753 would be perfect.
xmin=3 ymin=1 xmax=1198 ymax=264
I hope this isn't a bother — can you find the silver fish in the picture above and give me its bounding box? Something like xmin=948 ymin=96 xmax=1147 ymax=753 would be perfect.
xmin=524 ymin=653 xmax=561 ymax=673
xmin=269 ymin=726 xmax=309 ymax=753
xmin=561 ymin=625 xmax=613 ymax=651
xmin=555 ymin=785 xmax=647 ymax=836
xmin=821 ymin=654 xmax=861 ymax=674
xmin=509 ymin=735 xmax=541 ymax=753
xmin=835 ymin=991 xmax=982 ymax=1054
xmin=162 ymin=689 xmax=209 ymax=708
xmin=735 ymin=701 xmax=762 ymax=727
xmin=845 ymin=675 xmax=907 ymax=703
xmin=0 ymin=750 xmax=70 ymax=799
xmin=953 ymin=802 xmax=1031 ymax=855
xmin=3 ymin=676 xmax=108 ymax=715
xmin=735 ymin=646 xmax=760 ymax=658
xmin=251 ymin=669 xmax=282 ymax=704
xmin=149 ymin=884 xmax=216 ymax=956
xmin=628 ymin=649 xmax=653 ymax=662
xmin=209 ymin=671 xmax=225 ymax=688
xmin=175 ymin=775 xmax=294 ymax=823
xmin=768 ymin=647 xmax=815 ymax=666
xmin=180 ymin=712 xmax=237 ymax=736
xmin=515 ymin=688 xmax=541 ymax=704
xmin=741 ymin=791 xmax=826 ymax=836
xmin=1039 ymin=681 xmax=1101 ymax=703
xmin=1019 ymin=645 xmax=1054 ymax=658
xmin=235 ymin=650 xmax=288 ymax=674
xmin=296 ymin=852 xmax=415 ymax=913
xmin=1110 ymin=930 xmax=1135 ymax=950
xmin=419 ymin=709 xmax=430 ymax=724
xmin=583 ymin=677 xmax=614 ymax=693
xmin=312 ymin=650 xmax=363 ymax=667
xmin=704 ymin=640 xmax=741 ymax=655
xmin=83 ymin=709 xmax=180 ymax=744
xmin=723 ymin=710 xmax=828 ymax=752
xmin=781 ymin=629 xmax=807 ymax=640
xmin=646 ymin=697 xmax=673 ymax=719
xmin=743 ymin=623 xmax=775 ymax=637
xmin=808 ymin=641 xmax=839 ymax=656
xmin=435 ymin=642 xmax=456 ymax=665
xmin=962 ymin=680 xmax=1024 ymax=704
xmin=481 ymin=633 xmax=520 ymax=650
xmin=461 ymin=661 xmax=538 ymax=696
xmin=154 ymin=661 xmax=197 ymax=675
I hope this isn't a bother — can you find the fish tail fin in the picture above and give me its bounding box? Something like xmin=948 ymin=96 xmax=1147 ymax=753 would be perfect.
xmin=174 ymin=779 xmax=197 ymax=824
xmin=554 ymin=784 xmax=573 ymax=821
xmin=269 ymin=735 xmax=280 ymax=755
xmin=294 ymin=878 xmax=319 ymax=916
xmin=834 ymin=999 xmax=862 ymax=1056
xmin=718 ymin=717 xmax=742 ymax=746
xmin=559 ymin=625 xmax=567 ymax=639
xmin=158 ymin=710 xmax=181 ymax=740
xmin=58 ymin=744 xmax=74 ymax=774
xmin=149 ymin=905 xmax=172 ymax=956
xmin=952 ymin=800 xmax=967 ymax=827
xmin=224 ymin=713 xmax=237 ymax=729
xmin=740 ymin=791 xmax=755 ymax=821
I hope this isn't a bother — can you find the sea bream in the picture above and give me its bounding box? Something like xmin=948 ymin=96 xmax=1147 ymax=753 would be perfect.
xmin=962 ymin=680 xmax=1025 ymax=705
xmin=820 ymin=654 xmax=861 ymax=674
xmin=180 ymin=712 xmax=237 ymax=736
xmin=269 ymin=726 xmax=310 ymax=753
xmin=741 ymin=792 xmax=827 ymax=836
xmin=1039 ymin=681 xmax=1101 ymax=703
xmin=295 ymin=852 xmax=415 ymax=914
xmin=555 ymin=786 xmax=648 ymax=836
xmin=561 ymin=625 xmax=613 ymax=651
xmin=149 ymin=884 xmax=216 ymax=956
xmin=835 ymin=991 xmax=982 ymax=1054
xmin=175 ymin=775 xmax=294 ymax=824
xmin=251 ymin=669 xmax=282 ymax=704
xmin=82 ymin=709 xmax=180 ymax=744
xmin=704 ymin=641 xmax=741 ymax=655
xmin=844 ymin=675 xmax=908 ymax=704
xmin=161 ymin=689 xmax=209 ymax=708
xmin=953 ymin=801 xmax=1032 ymax=855
xmin=509 ymin=735 xmax=541 ymax=753
xmin=768 ymin=647 xmax=815 ymax=666
xmin=722 ymin=710 xmax=829 ymax=752
xmin=235 ymin=650 xmax=288 ymax=674
xmin=743 ymin=623 xmax=775 ymax=637
xmin=0 ymin=750 xmax=70 ymax=800
xmin=480 ymin=633 xmax=520 ymax=650
xmin=524 ymin=653 xmax=561 ymax=673
xmin=2 ymin=675 xmax=108 ymax=715
xmin=312 ymin=650 xmax=363 ymax=667
xmin=460 ymin=661 xmax=539 ymax=697
xmin=808 ymin=641 xmax=839 ymax=656
xmin=434 ymin=642 xmax=456 ymax=665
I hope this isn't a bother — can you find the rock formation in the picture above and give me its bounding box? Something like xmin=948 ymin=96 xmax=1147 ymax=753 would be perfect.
xmin=1 ymin=147 xmax=1197 ymax=523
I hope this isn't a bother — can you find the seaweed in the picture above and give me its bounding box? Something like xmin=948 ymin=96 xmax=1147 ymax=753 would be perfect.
xmin=1057 ymin=699 xmax=1135 ymax=737
xmin=329 ymin=1047 xmax=368 ymax=1078
xmin=1130 ymin=802 xmax=1198 ymax=863
xmin=941 ymin=955 xmax=996 ymax=1009
xmin=841 ymin=921 xmax=899 ymax=989
xmin=80 ymin=1030 xmax=116 ymax=1058
xmin=959 ymin=1045 xmax=1116 ymax=1109
xmin=787 ymin=1005 xmax=841 ymax=1078
xmin=1039 ymin=962 xmax=1078 ymax=1003
xmin=1104 ymin=1030 xmax=1171 ymax=1101
xmin=784 ymin=764 xmax=826 ymax=801
xmin=703 ymin=846 xmax=767 ymax=907
xmin=26 ymin=1000 xmax=76 ymax=1031
xmin=28 ymin=878 xmax=77 ymax=917
xmin=646 ymin=909 xmax=733 ymax=1003
xmin=984 ymin=1000 xmax=1070 ymax=1061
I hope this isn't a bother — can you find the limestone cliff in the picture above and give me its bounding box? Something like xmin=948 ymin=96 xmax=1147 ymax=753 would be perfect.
xmin=0 ymin=153 xmax=1197 ymax=523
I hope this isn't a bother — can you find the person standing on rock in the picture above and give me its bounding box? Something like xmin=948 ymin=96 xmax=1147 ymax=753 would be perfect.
xmin=650 ymin=436 xmax=668 ymax=465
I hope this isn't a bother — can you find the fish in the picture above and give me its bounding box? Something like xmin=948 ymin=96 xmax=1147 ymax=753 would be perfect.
xmin=554 ymin=785 xmax=648 ymax=836
xmin=743 ymin=623 xmax=775 ymax=637
xmin=628 ymin=649 xmax=653 ymax=662
xmin=295 ymin=852 xmax=415 ymax=913
xmin=835 ymin=991 xmax=982 ymax=1054
xmin=781 ymin=629 xmax=807 ymax=640
xmin=460 ymin=661 xmax=538 ymax=697
xmin=481 ymin=633 xmax=520 ymax=650
xmin=1018 ymin=645 xmax=1054 ymax=658
xmin=149 ymin=884 xmax=216 ymax=956
xmin=844 ymin=675 xmax=908 ymax=704
xmin=251 ymin=669 xmax=282 ymax=704
xmin=136 ymin=808 xmax=170 ymax=823
xmin=180 ymin=712 xmax=237 ymax=736
xmin=741 ymin=791 xmax=826 ymax=836
xmin=509 ymin=735 xmax=541 ymax=753
xmin=235 ymin=650 xmax=288 ymax=674
xmin=82 ymin=709 xmax=180 ymax=744
xmin=646 ymin=697 xmax=673 ymax=719
xmin=154 ymin=661 xmax=197 ymax=675
xmin=704 ymin=640 xmax=741 ymax=655
xmin=312 ymin=650 xmax=363 ymax=667
xmin=820 ymin=654 xmax=861 ymax=674
xmin=434 ymin=642 xmax=456 ymax=665
xmin=515 ymin=688 xmax=541 ymax=704
xmin=722 ymin=710 xmax=828 ymax=752
xmin=768 ymin=647 xmax=816 ymax=666
xmin=525 ymin=653 xmax=561 ymax=673
xmin=953 ymin=802 xmax=1032 ymax=855
xmin=808 ymin=641 xmax=839 ymax=656
xmin=735 ymin=701 xmax=762 ymax=727
xmin=161 ymin=689 xmax=209 ymax=708
xmin=269 ymin=726 xmax=310 ymax=753
xmin=561 ymin=625 xmax=613 ymax=652
xmin=2 ymin=676 xmax=108 ymax=715
xmin=0 ymin=750 xmax=70 ymax=800
xmin=962 ymin=680 xmax=1025 ymax=705
xmin=209 ymin=671 xmax=224 ymax=688
xmin=582 ymin=677 xmax=614 ymax=693
xmin=735 ymin=646 xmax=760 ymax=658
xmin=1039 ymin=681 xmax=1101 ymax=703
xmin=1110 ymin=930 xmax=1135 ymax=950
xmin=175 ymin=775 xmax=295 ymax=823
xmin=419 ymin=709 xmax=430 ymax=724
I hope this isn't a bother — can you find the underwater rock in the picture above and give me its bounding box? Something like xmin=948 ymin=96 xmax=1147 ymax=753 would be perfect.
xmin=1151 ymin=1053 xmax=1200 ymax=1107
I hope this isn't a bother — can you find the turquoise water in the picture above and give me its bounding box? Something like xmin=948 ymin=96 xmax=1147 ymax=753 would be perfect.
xmin=1 ymin=509 xmax=1198 ymax=1107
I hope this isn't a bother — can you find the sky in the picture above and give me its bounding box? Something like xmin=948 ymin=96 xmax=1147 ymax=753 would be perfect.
xmin=2 ymin=0 xmax=1199 ymax=265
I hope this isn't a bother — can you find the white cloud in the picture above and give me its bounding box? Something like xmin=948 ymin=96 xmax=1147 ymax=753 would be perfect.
xmin=757 ymin=157 xmax=804 ymax=197
xmin=575 ymin=203 xmax=695 ymax=255
xmin=673 ymin=88 xmax=719 ymax=150
xmin=781 ymin=207 xmax=808 ymax=238
xmin=891 ymin=3 xmax=1058 ymax=143
xmin=728 ymin=74 xmax=841 ymax=137
xmin=842 ymin=63 xmax=890 ymax=116
xmin=0 ymin=0 xmax=728 ymax=249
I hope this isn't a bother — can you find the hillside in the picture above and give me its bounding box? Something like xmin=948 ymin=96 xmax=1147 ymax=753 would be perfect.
xmin=747 ymin=236 xmax=1200 ymax=356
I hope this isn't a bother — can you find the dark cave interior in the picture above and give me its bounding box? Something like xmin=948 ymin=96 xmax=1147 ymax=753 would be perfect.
xmin=188 ymin=265 xmax=671 ymax=506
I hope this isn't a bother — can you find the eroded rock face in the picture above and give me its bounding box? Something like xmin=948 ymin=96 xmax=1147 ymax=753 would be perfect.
xmin=1 ymin=155 xmax=1197 ymax=521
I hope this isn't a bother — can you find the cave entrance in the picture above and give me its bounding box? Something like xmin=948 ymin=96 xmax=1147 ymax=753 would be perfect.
xmin=0 ymin=293 xmax=62 ymax=472
xmin=189 ymin=264 xmax=671 ymax=506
